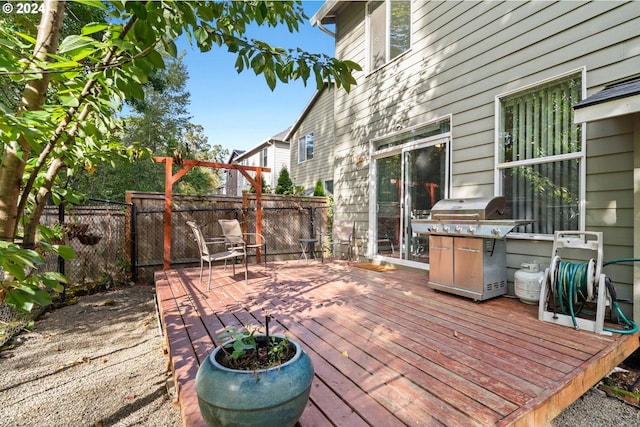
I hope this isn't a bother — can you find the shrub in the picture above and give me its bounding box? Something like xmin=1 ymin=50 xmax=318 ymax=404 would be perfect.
xmin=313 ymin=180 xmax=325 ymax=196
xmin=275 ymin=167 xmax=294 ymax=195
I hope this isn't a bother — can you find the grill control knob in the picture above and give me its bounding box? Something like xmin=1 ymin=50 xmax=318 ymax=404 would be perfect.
xmin=443 ymin=225 xmax=450 ymax=232
xmin=468 ymin=226 xmax=475 ymax=234
xmin=433 ymin=225 xmax=440 ymax=232
xmin=492 ymin=228 xmax=501 ymax=236
xmin=455 ymin=226 xmax=462 ymax=233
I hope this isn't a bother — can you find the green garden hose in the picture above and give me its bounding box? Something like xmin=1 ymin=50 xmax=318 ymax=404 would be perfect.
xmin=552 ymin=257 xmax=639 ymax=334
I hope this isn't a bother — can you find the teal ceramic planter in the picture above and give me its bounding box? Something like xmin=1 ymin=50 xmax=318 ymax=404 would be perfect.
xmin=195 ymin=335 xmax=314 ymax=427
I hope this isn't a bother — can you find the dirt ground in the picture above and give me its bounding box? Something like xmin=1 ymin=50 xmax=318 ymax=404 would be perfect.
xmin=0 ymin=285 xmax=181 ymax=427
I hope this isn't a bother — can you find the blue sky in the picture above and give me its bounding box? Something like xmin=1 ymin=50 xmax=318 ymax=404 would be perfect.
xmin=179 ymin=1 xmax=334 ymax=155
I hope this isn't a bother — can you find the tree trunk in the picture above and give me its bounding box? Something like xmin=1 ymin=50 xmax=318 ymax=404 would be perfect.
xmin=0 ymin=0 xmax=65 ymax=242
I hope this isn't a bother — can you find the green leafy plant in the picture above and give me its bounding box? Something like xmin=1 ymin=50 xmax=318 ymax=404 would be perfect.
xmin=0 ymin=241 xmax=75 ymax=312
xmin=0 ymin=0 xmax=361 ymax=313
xmin=216 ymin=323 xmax=294 ymax=371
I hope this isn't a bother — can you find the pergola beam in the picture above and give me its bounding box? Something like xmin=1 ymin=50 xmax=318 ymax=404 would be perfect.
xmin=155 ymin=156 xmax=270 ymax=270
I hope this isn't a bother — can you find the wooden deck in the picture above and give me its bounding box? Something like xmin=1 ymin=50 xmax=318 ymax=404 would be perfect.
xmin=155 ymin=261 xmax=638 ymax=427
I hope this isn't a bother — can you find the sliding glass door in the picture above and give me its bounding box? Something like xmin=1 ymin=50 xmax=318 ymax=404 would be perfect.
xmin=371 ymin=119 xmax=450 ymax=267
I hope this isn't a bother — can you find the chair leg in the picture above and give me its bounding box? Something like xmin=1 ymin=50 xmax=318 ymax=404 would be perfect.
xmin=207 ymin=260 xmax=212 ymax=291
xmin=244 ymin=253 xmax=248 ymax=282
xmin=199 ymin=258 xmax=204 ymax=282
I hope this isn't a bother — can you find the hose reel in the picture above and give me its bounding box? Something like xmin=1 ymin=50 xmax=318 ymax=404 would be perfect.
xmin=538 ymin=231 xmax=611 ymax=335
xmin=538 ymin=231 xmax=638 ymax=335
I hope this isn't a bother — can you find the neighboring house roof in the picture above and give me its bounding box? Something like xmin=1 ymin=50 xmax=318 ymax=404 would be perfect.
xmin=234 ymin=128 xmax=290 ymax=162
xmin=284 ymin=82 xmax=332 ymax=141
xmin=574 ymin=76 xmax=640 ymax=123
xmin=226 ymin=149 xmax=245 ymax=164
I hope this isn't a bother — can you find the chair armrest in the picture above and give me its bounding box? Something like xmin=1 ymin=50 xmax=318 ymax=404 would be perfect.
xmin=204 ymin=237 xmax=226 ymax=245
xmin=243 ymin=233 xmax=266 ymax=244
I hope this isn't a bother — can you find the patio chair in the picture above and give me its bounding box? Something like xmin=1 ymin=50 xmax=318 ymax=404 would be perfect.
xmin=331 ymin=220 xmax=355 ymax=263
xmin=218 ymin=219 xmax=267 ymax=268
xmin=187 ymin=221 xmax=247 ymax=290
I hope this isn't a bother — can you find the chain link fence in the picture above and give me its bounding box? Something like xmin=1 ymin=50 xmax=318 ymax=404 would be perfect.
xmin=2 ymin=198 xmax=132 ymax=348
xmin=1 ymin=193 xmax=329 ymax=347
xmin=40 ymin=198 xmax=133 ymax=287
xmin=134 ymin=195 xmax=330 ymax=281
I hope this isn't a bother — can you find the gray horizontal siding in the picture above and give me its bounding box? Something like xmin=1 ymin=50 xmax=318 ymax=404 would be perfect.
xmin=328 ymin=1 xmax=638 ymax=314
xmin=289 ymin=88 xmax=336 ymax=192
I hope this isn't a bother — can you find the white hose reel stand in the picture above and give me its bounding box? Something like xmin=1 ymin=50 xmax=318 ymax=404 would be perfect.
xmin=537 ymin=231 xmax=612 ymax=335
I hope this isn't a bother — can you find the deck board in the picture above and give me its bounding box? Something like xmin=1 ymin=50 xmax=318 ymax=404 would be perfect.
xmin=155 ymin=261 xmax=638 ymax=427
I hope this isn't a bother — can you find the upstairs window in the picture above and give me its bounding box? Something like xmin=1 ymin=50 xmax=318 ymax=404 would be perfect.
xmin=367 ymin=0 xmax=411 ymax=71
xmin=261 ymin=147 xmax=268 ymax=167
xmin=298 ymin=133 xmax=314 ymax=163
xmin=497 ymin=72 xmax=584 ymax=235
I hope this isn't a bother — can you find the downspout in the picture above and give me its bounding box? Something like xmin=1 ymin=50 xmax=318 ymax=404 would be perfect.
xmin=310 ymin=7 xmax=336 ymax=39
xmin=316 ymin=22 xmax=335 ymax=38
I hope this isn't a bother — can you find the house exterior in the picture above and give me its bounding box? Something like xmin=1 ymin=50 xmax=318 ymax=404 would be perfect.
xmin=231 ymin=129 xmax=290 ymax=193
xmin=222 ymin=149 xmax=245 ymax=196
xmin=311 ymin=1 xmax=640 ymax=320
xmin=287 ymin=83 xmax=336 ymax=195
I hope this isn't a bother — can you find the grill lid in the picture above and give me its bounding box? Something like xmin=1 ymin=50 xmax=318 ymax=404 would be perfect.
xmin=430 ymin=196 xmax=506 ymax=221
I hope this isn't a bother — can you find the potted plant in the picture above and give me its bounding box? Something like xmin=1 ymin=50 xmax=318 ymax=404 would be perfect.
xmin=195 ymin=316 xmax=314 ymax=427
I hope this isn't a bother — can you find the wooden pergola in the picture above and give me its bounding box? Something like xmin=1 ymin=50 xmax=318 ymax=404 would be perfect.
xmin=155 ymin=156 xmax=270 ymax=270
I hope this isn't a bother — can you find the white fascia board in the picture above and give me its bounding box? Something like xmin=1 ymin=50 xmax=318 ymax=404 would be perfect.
xmin=574 ymin=95 xmax=640 ymax=123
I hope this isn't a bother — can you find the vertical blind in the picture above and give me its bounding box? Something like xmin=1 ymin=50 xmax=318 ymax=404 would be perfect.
xmin=499 ymin=74 xmax=582 ymax=234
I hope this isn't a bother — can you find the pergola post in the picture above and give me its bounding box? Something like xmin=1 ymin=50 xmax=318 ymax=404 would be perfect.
xmin=155 ymin=156 xmax=269 ymax=270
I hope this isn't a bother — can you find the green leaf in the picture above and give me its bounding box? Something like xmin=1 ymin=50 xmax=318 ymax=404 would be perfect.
xmin=133 ymin=20 xmax=149 ymax=42
xmin=58 ymin=35 xmax=96 ymax=54
xmin=60 ymin=95 xmax=79 ymax=107
xmin=55 ymin=245 xmax=76 ymax=260
xmin=5 ymin=291 xmax=35 ymax=313
xmin=16 ymin=285 xmax=53 ymax=307
xmin=82 ymin=22 xmax=109 ymax=36
xmin=43 ymin=272 xmax=68 ymax=284
xmin=73 ymin=0 xmax=107 ymax=10
xmin=264 ymin=67 xmax=276 ymax=91
xmin=234 ymin=55 xmax=245 ymax=73
xmin=163 ymin=40 xmax=177 ymax=58
xmin=251 ymin=53 xmax=265 ymax=74
xmin=45 ymin=60 xmax=81 ymax=70
xmin=194 ymin=27 xmax=208 ymax=45
xmin=3 ymin=262 xmax=26 ymax=281
xmin=146 ymin=50 xmax=165 ymax=69
xmin=127 ymin=1 xmax=148 ymax=19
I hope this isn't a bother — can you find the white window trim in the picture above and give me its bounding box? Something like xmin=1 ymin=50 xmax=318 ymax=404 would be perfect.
xmin=298 ymin=132 xmax=314 ymax=164
xmin=368 ymin=115 xmax=452 ymax=266
xmin=493 ymin=68 xmax=587 ymax=237
xmin=365 ymin=0 xmax=412 ymax=75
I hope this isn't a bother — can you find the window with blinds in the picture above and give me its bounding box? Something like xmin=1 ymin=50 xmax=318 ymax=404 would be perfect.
xmin=497 ymin=72 xmax=584 ymax=235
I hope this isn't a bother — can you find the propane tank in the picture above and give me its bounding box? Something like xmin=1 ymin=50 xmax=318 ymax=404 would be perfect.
xmin=514 ymin=261 xmax=544 ymax=305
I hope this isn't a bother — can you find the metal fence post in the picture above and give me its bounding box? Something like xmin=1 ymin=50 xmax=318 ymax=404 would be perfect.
xmin=57 ymin=202 xmax=65 ymax=277
xmin=130 ymin=202 xmax=138 ymax=283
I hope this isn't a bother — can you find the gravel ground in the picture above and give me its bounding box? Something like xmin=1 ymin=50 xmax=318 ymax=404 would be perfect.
xmin=550 ymin=387 xmax=640 ymax=427
xmin=0 ymin=285 xmax=180 ymax=427
xmin=0 ymin=285 xmax=638 ymax=427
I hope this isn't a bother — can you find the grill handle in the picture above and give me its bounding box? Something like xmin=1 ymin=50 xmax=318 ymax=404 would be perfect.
xmin=432 ymin=213 xmax=480 ymax=220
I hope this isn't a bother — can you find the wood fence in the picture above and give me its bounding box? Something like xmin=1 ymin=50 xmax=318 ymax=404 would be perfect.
xmin=127 ymin=192 xmax=329 ymax=282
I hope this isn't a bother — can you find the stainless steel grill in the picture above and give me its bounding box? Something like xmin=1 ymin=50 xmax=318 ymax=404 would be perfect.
xmin=411 ymin=196 xmax=524 ymax=238
xmin=412 ymin=196 xmax=525 ymax=301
